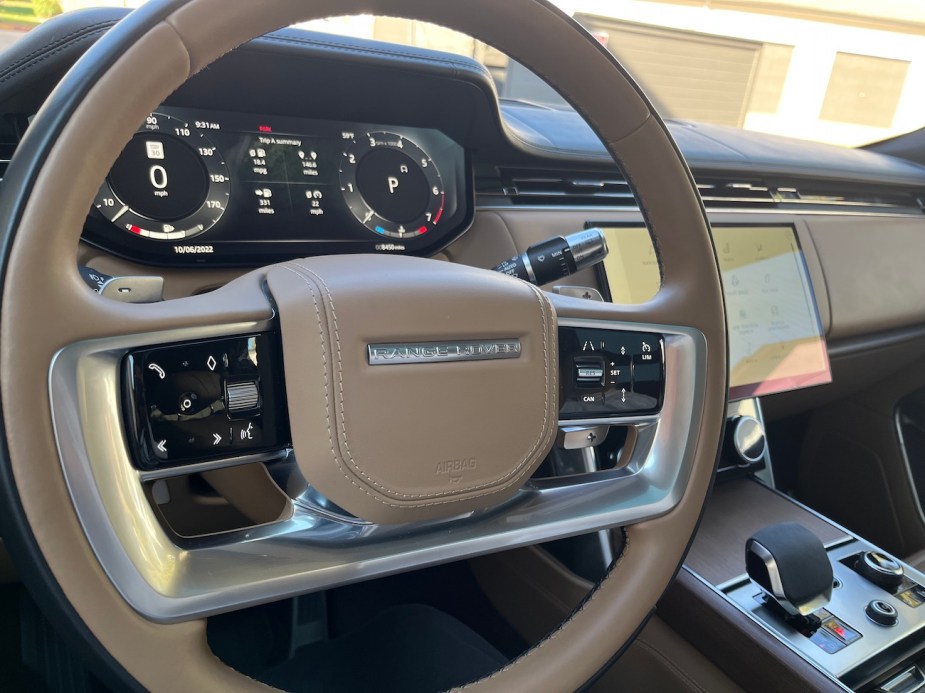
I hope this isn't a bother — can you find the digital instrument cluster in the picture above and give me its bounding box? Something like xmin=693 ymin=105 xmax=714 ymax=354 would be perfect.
xmin=84 ymin=107 xmax=472 ymax=265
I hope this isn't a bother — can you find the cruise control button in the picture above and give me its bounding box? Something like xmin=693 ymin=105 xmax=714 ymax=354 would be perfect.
xmin=605 ymin=357 xmax=631 ymax=390
xmin=603 ymin=386 xmax=633 ymax=412
xmin=578 ymin=392 xmax=604 ymax=407
xmin=636 ymin=338 xmax=660 ymax=363
xmin=573 ymin=355 xmax=605 ymax=387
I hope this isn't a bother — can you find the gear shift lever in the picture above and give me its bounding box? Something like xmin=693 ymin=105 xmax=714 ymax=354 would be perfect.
xmin=746 ymin=522 xmax=833 ymax=617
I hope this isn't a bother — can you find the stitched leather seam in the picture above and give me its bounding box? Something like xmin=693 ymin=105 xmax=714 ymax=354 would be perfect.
xmin=0 ymin=23 xmax=116 ymax=85
xmin=292 ymin=261 xmax=554 ymax=502
xmin=456 ymin=532 xmax=632 ymax=690
xmin=284 ymin=262 xmax=470 ymax=509
xmin=281 ymin=265 xmax=410 ymax=509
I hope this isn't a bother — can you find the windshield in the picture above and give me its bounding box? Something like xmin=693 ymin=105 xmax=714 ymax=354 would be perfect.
xmin=14 ymin=1 xmax=925 ymax=147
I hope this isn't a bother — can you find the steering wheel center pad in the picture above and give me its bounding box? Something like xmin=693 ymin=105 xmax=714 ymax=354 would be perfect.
xmin=268 ymin=255 xmax=558 ymax=523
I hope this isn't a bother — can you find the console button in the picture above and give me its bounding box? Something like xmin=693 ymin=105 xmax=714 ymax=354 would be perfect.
xmin=866 ymin=599 xmax=899 ymax=627
xmin=856 ymin=551 xmax=905 ymax=591
xmin=822 ymin=618 xmax=861 ymax=644
xmin=809 ymin=627 xmax=847 ymax=654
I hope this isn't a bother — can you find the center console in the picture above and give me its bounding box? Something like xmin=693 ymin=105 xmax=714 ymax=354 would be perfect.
xmin=686 ymin=478 xmax=925 ymax=691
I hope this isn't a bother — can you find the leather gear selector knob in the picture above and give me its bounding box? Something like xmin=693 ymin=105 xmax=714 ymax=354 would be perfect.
xmin=746 ymin=522 xmax=834 ymax=616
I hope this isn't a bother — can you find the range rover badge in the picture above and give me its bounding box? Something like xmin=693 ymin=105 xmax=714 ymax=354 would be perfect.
xmin=367 ymin=340 xmax=521 ymax=365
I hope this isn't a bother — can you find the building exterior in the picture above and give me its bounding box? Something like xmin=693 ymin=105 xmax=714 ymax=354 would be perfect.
xmin=60 ymin=0 xmax=925 ymax=147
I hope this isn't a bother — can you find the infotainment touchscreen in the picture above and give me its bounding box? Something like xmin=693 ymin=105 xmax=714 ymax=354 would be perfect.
xmin=595 ymin=224 xmax=831 ymax=399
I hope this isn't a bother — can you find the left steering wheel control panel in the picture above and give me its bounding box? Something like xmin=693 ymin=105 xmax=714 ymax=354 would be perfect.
xmin=84 ymin=107 xmax=472 ymax=266
xmin=124 ymin=334 xmax=291 ymax=470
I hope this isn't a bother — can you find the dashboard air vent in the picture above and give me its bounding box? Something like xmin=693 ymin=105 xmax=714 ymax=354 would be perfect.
xmin=478 ymin=168 xmax=925 ymax=215
xmin=476 ymin=168 xmax=638 ymax=207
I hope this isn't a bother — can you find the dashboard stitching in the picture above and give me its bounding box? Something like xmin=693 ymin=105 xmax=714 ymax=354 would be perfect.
xmin=291 ymin=260 xmax=554 ymax=503
xmin=0 ymin=23 xmax=117 ymax=86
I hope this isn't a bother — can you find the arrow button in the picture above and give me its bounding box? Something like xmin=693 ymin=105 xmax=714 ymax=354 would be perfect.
xmin=212 ymin=433 xmax=222 ymax=446
xmin=155 ymin=439 xmax=168 ymax=456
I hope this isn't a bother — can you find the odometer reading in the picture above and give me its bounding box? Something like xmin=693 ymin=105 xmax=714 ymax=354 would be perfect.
xmin=94 ymin=112 xmax=229 ymax=240
xmin=339 ymin=132 xmax=444 ymax=239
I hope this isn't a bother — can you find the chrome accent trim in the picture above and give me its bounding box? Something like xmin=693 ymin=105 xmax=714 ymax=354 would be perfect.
xmin=876 ymin=665 xmax=925 ymax=693
xmin=863 ymin=551 xmax=905 ymax=579
xmin=559 ymin=412 xmax=658 ymax=427
xmin=749 ymin=541 xmax=787 ymax=601
xmin=367 ymin=339 xmax=521 ymax=365
xmin=564 ymin=227 xmax=608 ymax=269
xmin=578 ymin=446 xmax=615 ymax=570
xmin=138 ymin=449 xmax=289 ymax=482
xmin=552 ymin=285 xmax=604 ymax=302
xmin=719 ymin=400 xmax=774 ymax=483
xmin=50 ymin=317 xmax=705 ymax=622
xmin=556 ymin=424 xmax=608 ymax=450
xmin=521 ymin=251 xmax=537 ymax=284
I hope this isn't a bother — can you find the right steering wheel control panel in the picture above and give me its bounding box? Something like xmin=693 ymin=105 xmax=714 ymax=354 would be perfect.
xmin=558 ymin=326 xmax=664 ymax=419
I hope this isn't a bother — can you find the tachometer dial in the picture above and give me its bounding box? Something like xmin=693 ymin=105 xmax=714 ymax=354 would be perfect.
xmin=94 ymin=112 xmax=229 ymax=240
xmin=339 ymin=132 xmax=444 ymax=239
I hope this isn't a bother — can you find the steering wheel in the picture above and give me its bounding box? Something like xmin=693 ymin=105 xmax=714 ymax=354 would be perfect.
xmin=0 ymin=0 xmax=727 ymax=689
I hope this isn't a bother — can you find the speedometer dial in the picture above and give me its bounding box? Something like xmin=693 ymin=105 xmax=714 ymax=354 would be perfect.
xmin=339 ymin=132 xmax=444 ymax=239
xmin=94 ymin=112 xmax=229 ymax=240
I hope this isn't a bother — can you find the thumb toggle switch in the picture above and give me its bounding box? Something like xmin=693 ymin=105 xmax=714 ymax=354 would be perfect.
xmin=746 ymin=522 xmax=833 ymax=616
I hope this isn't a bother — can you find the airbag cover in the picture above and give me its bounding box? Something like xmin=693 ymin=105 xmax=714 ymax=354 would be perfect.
xmin=267 ymin=255 xmax=558 ymax=524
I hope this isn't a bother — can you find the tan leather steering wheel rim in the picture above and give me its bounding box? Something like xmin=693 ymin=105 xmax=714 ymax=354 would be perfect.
xmin=0 ymin=1 xmax=727 ymax=690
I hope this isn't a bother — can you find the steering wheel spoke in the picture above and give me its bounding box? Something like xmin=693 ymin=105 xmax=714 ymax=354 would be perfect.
xmin=47 ymin=260 xmax=708 ymax=624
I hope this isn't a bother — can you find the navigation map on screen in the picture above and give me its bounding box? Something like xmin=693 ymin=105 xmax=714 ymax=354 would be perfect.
xmin=598 ymin=224 xmax=832 ymax=399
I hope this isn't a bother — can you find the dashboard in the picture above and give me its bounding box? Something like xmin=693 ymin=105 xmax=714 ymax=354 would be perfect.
xmin=1 ymin=7 xmax=925 ymax=414
xmin=85 ymin=106 xmax=471 ymax=265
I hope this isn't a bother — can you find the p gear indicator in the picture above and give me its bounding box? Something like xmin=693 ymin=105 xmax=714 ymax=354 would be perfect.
xmin=339 ymin=132 xmax=445 ymax=239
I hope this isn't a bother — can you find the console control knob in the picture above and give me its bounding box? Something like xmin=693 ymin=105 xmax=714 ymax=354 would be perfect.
xmin=727 ymin=415 xmax=766 ymax=466
xmin=866 ymin=599 xmax=899 ymax=627
xmin=225 ymin=379 xmax=261 ymax=415
xmin=857 ymin=551 xmax=904 ymax=590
